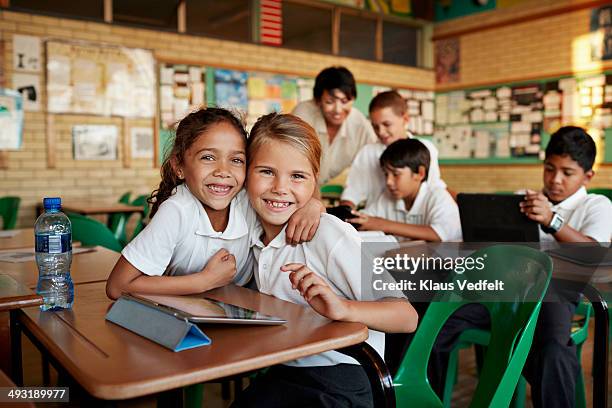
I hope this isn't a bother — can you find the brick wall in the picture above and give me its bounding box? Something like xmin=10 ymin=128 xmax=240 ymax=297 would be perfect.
xmin=434 ymin=0 xmax=612 ymax=193
xmin=0 ymin=9 xmax=434 ymax=228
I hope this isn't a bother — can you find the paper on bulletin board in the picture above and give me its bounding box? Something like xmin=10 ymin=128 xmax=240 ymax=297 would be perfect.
xmin=72 ymin=125 xmax=118 ymax=160
xmin=130 ymin=127 xmax=154 ymax=159
xmin=159 ymin=63 xmax=206 ymax=130
xmin=12 ymin=72 xmax=40 ymax=111
xmin=0 ymin=89 xmax=23 ymax=150
xmin=13 ymin=35 xmax=41 ymax=73
xmin=46 ymin=41 xmax=155 ymax=117
xmin=214 ymin=69 xmax=248 ymax=113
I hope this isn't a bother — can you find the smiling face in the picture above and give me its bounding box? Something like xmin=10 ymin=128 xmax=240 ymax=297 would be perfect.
xmin=370 ymin=106 xmax=408 ymax=146
xmin=247 ymin=140 xmax=317 ymax=241
xmin=317 ymin=89 xmax=354 ymax=128
xmin=176 ymin=122 xmax=246 ymax=224
xmin=383 ymin=164 xmax=425 ymax=203
xmin=543 ymin=154 xmax=593 ymax=203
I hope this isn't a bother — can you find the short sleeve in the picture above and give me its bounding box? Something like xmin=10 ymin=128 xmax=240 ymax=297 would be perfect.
xmin=418 ymin=138 xmax=446 ymax=190
xmin=427 ymin=189 xmax=462 ymax=242
xmin=121 ymin=200 xmax=184 ymax=276
xmin=341 ymin=146 xmax=382 ymax=206
xmin=578 ymin=196 xmax=612 ymax=242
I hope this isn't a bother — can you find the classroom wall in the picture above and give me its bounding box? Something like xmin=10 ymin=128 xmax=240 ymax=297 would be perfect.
xmin=0 ymin=9 xmax=434 ymax=228
xmin=434 ymin=0 xmax=612 ymax=192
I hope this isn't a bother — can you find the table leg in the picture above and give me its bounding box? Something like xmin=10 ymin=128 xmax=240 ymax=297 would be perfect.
xmin=9 ymin=309 xmax=23 ymax=386
xmin=582 ymin=284 xmax=609 ymax=408
xmin=337 ymin=342 xmax=396 ymax=408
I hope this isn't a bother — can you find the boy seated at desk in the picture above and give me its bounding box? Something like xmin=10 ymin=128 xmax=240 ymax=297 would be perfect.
xmin=428 ymin=126 xmax=612 ymax=408
xmin=348 ymin=138 xmax=461 ymax=242
xmin=340 ymin=90 xmax=447 ymax=210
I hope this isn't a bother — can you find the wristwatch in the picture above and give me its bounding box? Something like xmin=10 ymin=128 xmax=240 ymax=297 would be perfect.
xmin=541 ymin=211 xmax=564 ymax=234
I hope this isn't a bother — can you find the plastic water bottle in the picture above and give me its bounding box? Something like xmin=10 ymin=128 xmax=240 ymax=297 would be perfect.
xmin=35 ymin=197 xmax=74 ymax=311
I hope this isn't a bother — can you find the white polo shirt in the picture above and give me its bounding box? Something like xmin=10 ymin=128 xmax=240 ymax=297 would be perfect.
xmin=250 ymin=214 xmax=402 ymax=367
xmin=292 ymin=100 xmax=377 ymax=185
xmin=539 ymin=186 xmax=612 ymax=242
xmin=341 ymin=139 xmax=447 ymax=207
xmin=363 ymin=181 xmax=462 ymax=242
xmin=122 ymin=184 xmax=256 ymax=286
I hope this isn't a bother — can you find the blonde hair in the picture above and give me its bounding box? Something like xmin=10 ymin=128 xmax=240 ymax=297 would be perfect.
xmin=248 ymin=113 xmax=321 ymax=179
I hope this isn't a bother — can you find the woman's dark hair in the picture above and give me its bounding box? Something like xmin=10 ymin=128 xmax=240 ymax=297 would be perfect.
xmin=313 ymin=66 xmax=357 ymax=101
xmin=545 ymin=126 xmax=596 ymax=172
xmin=380 ymin=138 xmax=430 ymax=181
xmin=149 ymin=107 xmax=247 ymax=218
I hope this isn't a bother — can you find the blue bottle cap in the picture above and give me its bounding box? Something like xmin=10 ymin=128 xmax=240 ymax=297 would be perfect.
xmin=43 ymin=197 xmax=62 ymax=210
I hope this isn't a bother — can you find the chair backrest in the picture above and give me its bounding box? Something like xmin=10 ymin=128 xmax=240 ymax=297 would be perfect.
xmin=587 ymin=188 xmax=612 ymax=201
xmin=108 ymin=191 xmax=132 ymax=244
xmin=0 ymin=196 xmax=21 ymax=230
xmin=394 ymin=244 xmax=552 ymax=407
xmin=67 ymin=212 xmax=123 ymax=252
xmin=129 ymin=194 xmax=151 ymax=240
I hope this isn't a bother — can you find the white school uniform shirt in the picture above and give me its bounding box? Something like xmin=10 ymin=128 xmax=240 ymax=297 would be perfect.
xmin=292 ymin=99 xmax=377 ymax=185
xmin=363 ymin=181 xmax=462 ymax=242
xmin=341 ymin=138 xmax=447 ymax=207
xmin=122 ymin=184 xmax=256 ymax=286
xmin=538 ymin=186 xmax=612 ymax=242
xmin=250 ymin=214 xmax=402 ymax=367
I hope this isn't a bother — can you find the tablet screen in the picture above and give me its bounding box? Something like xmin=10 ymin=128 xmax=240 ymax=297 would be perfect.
xmin=128 ymin=293 xmax=287 ymax=325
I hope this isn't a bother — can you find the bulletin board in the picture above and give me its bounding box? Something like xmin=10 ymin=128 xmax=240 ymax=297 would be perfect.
xmin=46 ymin=40 xmax=156 ymax=118
xmin=434 ymin=71 xmax=612 ymax=165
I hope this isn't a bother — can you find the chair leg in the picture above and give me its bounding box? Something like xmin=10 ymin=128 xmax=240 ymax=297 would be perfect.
xmin=442 ymin=347 xmax=461 ymax=407
xmin=575 ymin=344 xmax=586 ymax=408
xmin=184 ymin=383 xmax=204 ymax=408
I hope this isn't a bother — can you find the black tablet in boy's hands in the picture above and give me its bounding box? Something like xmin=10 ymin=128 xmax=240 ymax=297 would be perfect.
xmin=327 ymin=205 xmax=354 ymax=222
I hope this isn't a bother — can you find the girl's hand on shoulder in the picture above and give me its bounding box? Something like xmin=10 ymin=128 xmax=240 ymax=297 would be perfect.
xmin=347 ymin=211 xmax=384 ymax=231
xmin=286 ymin=197 xmax=324 ymax=245
xmin=519 ymin=189 xmax=553 ymax=226
xmin=199 ymin=248 xmax=236 ymax=291
xmin=281 ymin=263 xmax=349 ymax=321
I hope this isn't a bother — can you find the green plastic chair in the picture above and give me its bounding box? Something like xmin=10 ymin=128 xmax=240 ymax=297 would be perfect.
xmin=0 ymin=196 xmax=21 ymax=230
xmin=320 ymin=184 xmax=344 ymax=206
xmin=108 ymin=191 xmax=131 ymax=245
xmin=129 ymin=194 xmax=151 ymax=241
xmin=67 ymin=212 xmax=123 ymax=252
xmin=394 ymin=245 xmax=552 ymax=407
xmin=443 ymin=301 xmax=592 ymax=408
xmin=587 ymin=188 xmax=612 ymax=201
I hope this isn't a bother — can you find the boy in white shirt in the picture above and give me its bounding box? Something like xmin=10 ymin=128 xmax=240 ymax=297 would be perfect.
xmin=349 ymin=138 xmax=461 ymax=242
xmin=341 ymin=90 xmax=447 ymax=209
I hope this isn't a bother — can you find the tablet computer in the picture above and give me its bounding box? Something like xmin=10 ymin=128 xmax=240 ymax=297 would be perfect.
xmin=457 ymin=193 xmax=540 ymax=242
xmin=125 ymin=293 xmax=287 ymax=325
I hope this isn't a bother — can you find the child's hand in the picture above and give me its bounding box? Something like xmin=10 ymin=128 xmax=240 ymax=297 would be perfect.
xmin=281 ymin=263 xmax=350 ymax=321
xmin=520 ymin=189 xmax=553 ymax=226
xmin=347 ymin=211 xmax=385 ymax=231
xmin=286 ymin=197 xmax=324 ymax=245
xmin=200 ymin=248 xmax=237 ymax=290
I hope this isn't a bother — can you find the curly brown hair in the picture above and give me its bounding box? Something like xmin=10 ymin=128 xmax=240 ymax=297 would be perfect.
xmin=149 ymin=107 xmax=247 ymax=218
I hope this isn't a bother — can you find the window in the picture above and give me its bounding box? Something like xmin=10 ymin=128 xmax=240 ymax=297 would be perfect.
xmin=282 ymin=2 xmax=332 ymax=54
xmin=114 ymin=0 xmax=179 ymax=31
xmin=383 ymin=21 xmax=418 ymax=67
xmin=339 ymin=13 xmax=376 ymax=61
xmin=186 ymin=0 xmax=252 ymax=43
xmin=10 ymin=0 xmax=104 ymax=21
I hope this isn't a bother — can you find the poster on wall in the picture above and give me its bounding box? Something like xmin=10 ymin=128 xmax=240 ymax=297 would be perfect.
xmin=0 ymin=89 xmax=23 ymax=150
xmin=72 ymin=125 xmax=118 ymax=160
xmin=435 ymin=38 xmax=460 ymax=84
xmin=159 ymin=64 xmax=206 ymax=130
xmin=590 ymin=6 xmax=612 ymax=61
xmin=246 ymin=73 xmax=298 ymax=125
xmin=47 ymin=41 xmax=155 ymax=117
xmin=12 ymin=73 xmax=40 ymax=111
xmin=13 ymin=35 xmax=41 ymax=72
xmin=130 ymin=127 xmax=154 ymax=159
xmin=214 ymin=69 xmax=248 ymax=114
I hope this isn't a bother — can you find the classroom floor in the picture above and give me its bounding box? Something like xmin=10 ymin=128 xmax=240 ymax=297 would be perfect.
xmin=20 ymin=323 xmax=611 ymax=407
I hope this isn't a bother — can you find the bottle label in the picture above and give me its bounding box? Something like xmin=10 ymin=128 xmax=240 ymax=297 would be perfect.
xmin=35 ymin=233 xmax=72 ymax=254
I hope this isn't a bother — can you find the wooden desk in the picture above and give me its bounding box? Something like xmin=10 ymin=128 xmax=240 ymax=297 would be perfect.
xmin=0 ymin=275 xmax=42 ymax=386
xmin=16 ymin=282 xmax=393 ymax=406
xmin=0 ymin=229 xmax=33 ymax=251
xmin=0 ymin=369 xmax=35 ymax=407
xmin=0 ymin=246 xmax=120 ymax=289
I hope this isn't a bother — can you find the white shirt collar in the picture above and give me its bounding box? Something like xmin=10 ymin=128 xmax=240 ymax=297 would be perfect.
xmin=551 ymin=186 xmax=587 ymax=211
xmin=179 ymin=184 xmax=248 ymax=240
xmin=250 ymin=221 xmax=286 ymax=249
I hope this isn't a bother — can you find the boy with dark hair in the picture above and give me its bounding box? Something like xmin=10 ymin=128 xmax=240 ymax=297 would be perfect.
xmin=293 ymin=66 xmax=377 ymax=185
xmin=349 ymin=138 xmax=461 ymax=242
xmin=428 ymin=126 xmax=611 ymax=408
xmin=341 ymin=90 xmax=446 ymax=209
